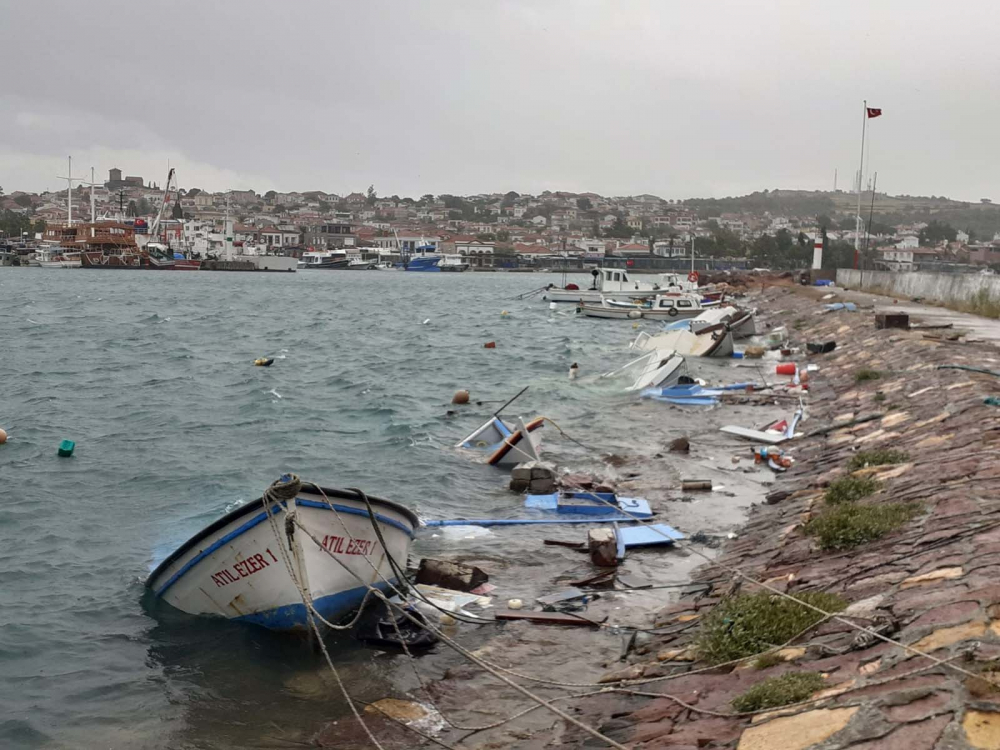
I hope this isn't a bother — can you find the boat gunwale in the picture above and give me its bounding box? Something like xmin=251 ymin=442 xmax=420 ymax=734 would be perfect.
xmin=145 ymin=483 xmax=419 ymax=589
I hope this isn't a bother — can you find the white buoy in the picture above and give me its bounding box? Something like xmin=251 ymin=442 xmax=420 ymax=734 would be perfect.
xmin=422 ymin=318 xmax=430 ymax=325
xmin=507 ymin=598 xmax=523 ymax=610
xmin=568 ymin=362 xmax=579 ymax=380
xmin=627 ymin=310 xmax=642 ymax=319
xmin=549 ymin=302 xmax=557 ymax=310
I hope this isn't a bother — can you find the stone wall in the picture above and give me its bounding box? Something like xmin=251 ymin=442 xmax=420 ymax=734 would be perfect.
xmin=837 ymin=268 xmax=1000 ymax=306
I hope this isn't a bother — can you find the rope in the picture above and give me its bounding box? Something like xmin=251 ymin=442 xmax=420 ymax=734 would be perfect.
xmin=260 ymin=475 xmax=387 ymax=750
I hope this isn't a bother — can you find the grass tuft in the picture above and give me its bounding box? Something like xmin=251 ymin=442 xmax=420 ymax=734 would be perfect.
xmin=732 ymin=672 xmax=826 ymax=713
xmin=753 ymin=652 xmax=786 ymax=670
xmin=848 ymin=449 xmax=910 ymax=472
xmin=824 ymin=475 xmax=882 ymax=505
xmin=806 ymin=502 xmax=921 ymax=551
xmin=855 ymin=368 xmax=882 ymax=383
xmin=695 ymin=592 xmax=846 ymax=665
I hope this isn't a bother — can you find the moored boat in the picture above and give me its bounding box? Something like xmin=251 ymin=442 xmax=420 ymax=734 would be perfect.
xmin=544 ymin=268 xmax=698 ymax=303
xmin=298 ymin=250 xmax=349 ymax=269
xmin=146 ymin=475 xmax=419 ymax=631
xmin=578 ymin=293 xmax=708 ymax=320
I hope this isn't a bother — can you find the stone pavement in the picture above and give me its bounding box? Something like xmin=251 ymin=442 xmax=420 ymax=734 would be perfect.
xmin=561 ymin=283 xmax=1000 ymax=749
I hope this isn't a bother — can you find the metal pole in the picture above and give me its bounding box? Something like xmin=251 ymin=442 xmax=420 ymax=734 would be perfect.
xmin=854 ymin=101 xmax=867 ymax=269
xmin=68 ymin=156 xmax=73 ymax=226
xmin=90 ymin=167 xmax=96 ymax=223
xmin=863 ymin=172 xmax=878 ymax=270
xmin=494 ymin=386 xmax=529 ymax=418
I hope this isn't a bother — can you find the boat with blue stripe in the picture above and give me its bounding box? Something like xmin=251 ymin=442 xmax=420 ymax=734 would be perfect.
xmin=146 ymin=477 xmax=419 ymax=631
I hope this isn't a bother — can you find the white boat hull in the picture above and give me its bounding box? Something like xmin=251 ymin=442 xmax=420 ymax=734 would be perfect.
xmin=147 ymin=484 xmax=418 ymax=631
xmin=456 ymin=416 xmax=545 ymax=467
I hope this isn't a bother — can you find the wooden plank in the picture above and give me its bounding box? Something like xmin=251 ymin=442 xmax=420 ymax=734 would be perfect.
xmin=720 ymin=425 xmax=788 ymax=444
xmin=493 ymin=609 xmax=605 ymax=627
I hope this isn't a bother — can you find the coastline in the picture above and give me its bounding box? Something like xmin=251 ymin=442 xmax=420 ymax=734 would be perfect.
xmin=542 ymin=283 xmax=1000 ymax=749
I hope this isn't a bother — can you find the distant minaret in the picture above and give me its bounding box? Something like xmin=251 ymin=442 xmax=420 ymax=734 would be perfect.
xmin=834 ymin=169 xmax=838 ymax=192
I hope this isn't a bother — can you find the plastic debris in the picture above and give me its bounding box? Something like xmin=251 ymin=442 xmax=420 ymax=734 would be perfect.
xmin=414 ymin=559 xmax=488 ymax=592
xmin=253 ymin=357 xmax=274 ymax=367
xmin=58 ymin=439 xmax=75 ymax=457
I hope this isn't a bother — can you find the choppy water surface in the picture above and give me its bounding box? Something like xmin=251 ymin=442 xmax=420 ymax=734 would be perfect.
xmin=0 ymin=269 xmax=757 ymax=749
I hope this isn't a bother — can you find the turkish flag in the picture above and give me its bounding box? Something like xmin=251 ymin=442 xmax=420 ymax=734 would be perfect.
xmin=866 ymin=107 xmax=882 ymax=118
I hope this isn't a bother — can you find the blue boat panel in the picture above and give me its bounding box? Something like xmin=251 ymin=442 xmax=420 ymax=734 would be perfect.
xmin=525 ymin=493 xmax=559 ymax=510
xmin=617 ymin=523 xmax=684 ymax=548
xmin=234 ymin=578 xmax=398 ymax=630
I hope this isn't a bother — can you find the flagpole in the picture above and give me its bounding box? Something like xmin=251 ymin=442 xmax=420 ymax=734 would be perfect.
xmin=854 ymin=100 xmax=867 ymax=270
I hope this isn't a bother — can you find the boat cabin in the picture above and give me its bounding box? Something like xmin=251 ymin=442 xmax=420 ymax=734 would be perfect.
xmin=593 ymin=268 xmax=693 ymax=294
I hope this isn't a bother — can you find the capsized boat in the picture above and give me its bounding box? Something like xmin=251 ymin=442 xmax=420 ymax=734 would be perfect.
xmin=630 ymin=324 xmax=734 ymax=358
xmin=640 ymin=382 xmax=757 ymax=405
xmin=601 ymin=349 xmax=687 ymax=392
xmin=688 ymin=305 xmax=758 ymax=339
xmin=456 ymin=415 xmax=545 ymax=468
xmin=146 ymin=475 xmax=419 ymax=631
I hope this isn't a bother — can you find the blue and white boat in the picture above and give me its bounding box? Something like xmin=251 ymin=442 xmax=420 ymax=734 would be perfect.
xmin=405 ymin=243 xmax=441 ymax=271
xmin=146 ymin=477 xmax=419 ymax=631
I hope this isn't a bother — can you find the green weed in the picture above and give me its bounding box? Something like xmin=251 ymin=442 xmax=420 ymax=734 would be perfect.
xmin=732 ymin=672 xmax=826 ymax=712
xmin=824 ymin=475 xmax=882 ymax=505
xmin=806 ymin=502 xmax=921 ymax=551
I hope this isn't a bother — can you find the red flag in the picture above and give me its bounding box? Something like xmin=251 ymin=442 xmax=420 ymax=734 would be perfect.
xmin=866 ymin=107 xmax=882 ymax=118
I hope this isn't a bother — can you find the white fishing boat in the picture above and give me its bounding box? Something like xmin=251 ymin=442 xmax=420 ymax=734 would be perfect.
xmin=439 ymin=254 xmax=470 ymax=272
xmin=689 ymin=305 xmax=758 ymax=339
xmin=601 ymin=349 xmax=687 ymax=392
xmin=298 ymin=250 xmax=349 ymax=269
xmin=544 ymin=268 xmax=699 ymax=303
xmin=579 ymin=293 xmax=707 ymax=320
xmin=456 ymin=415 xmax=545 ymax=468
xmin=146 ymin=475 xmax=419 ymax=631
xmin=630 ymin=325 xmax=735 ymax=358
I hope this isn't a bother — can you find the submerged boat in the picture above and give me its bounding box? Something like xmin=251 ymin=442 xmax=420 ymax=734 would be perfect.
xmin=146 ymin=475 xmax=419 ymax=631
xmin=601 ymin=349 xmax=687 ymax=392
xmin=456 ymin=415 xmax=545 ymax=468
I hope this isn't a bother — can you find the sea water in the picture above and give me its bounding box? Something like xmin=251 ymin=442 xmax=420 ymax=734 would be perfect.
xmin=1 ymin=268 xmax=726 ymax=749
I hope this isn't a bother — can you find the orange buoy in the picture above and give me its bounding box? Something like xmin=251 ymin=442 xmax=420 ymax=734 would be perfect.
xmin=775 ymin=363 xmax=797 ymax=375
xmin=452 ymin=390 xmax=470 ymax=405
xmin=484 ymin=341 xmax=496 ymax=349
xmin=0 ymin=428 xmax=7 ymax=444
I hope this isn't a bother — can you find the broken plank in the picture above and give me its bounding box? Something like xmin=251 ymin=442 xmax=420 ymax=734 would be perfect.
xmin=493 ymin=609 xmax=605 ymax=627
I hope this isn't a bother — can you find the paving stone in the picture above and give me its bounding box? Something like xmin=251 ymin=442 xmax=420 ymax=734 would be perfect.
xmin=885 ymin=690 xmax=952 ymax=722
xmin=903 ymin=600 xmax=981 ymax=633
xmin=736 ymin=707 xmax=858 ymax=750
xmin=900 ymin=567 xmax=965 ymax=589
xmin=631 ymin=720 xmax=675 ymax=744
xmin=650 ymin=716 xmax=742 ymax=747
xmin=848 ymin=714 xmax=952 ymax=750
xmin=844 ymin=675 xmax=945 ymax=700
xmin=910 ymin=621 xmax=987 ymax=652
xmin=963 ymin=709 xmax=1000 ymax=749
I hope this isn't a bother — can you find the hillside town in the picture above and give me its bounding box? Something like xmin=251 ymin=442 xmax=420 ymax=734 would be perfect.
xmin=3 ymin=166 xmax=1000 ymax=273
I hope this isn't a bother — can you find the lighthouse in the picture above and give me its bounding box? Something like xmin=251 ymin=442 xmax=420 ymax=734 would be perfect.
xmin=812 ymin=237 xmax=823 ymax=270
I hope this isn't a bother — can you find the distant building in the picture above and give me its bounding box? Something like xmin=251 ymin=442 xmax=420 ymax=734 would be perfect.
xmin=305 ymin=222 xmax=356 ymax=249
xmin=105 ymin=167 xmax=144 ymax=190
xmin=896 ymin=235 xmax=919 ymax=249
xmin=454 ymin=240 xmax=495 ymax=268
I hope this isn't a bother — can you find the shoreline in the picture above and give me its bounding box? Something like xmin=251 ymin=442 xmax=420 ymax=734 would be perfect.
xmin=546 ymin=283 xmax=1000 ymax=749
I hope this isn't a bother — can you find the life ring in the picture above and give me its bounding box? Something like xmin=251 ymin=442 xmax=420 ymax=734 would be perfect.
xmin=668 ymin=307 xmax=678 ymax=317
xmin=688 ymin=271 xmax=699 ymax=283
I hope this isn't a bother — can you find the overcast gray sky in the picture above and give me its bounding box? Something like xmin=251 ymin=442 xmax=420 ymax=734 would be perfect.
xmin=3 ymin=1 xmax=998 ymax=201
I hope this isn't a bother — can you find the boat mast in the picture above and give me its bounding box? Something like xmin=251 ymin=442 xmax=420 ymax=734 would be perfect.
xmin=690 ymin=234 xmax=695 ymax=274
xmin=90 ymin=167 xmax=96 ymax=223
xmin=56 ymin=156 xmax=79 ymax=226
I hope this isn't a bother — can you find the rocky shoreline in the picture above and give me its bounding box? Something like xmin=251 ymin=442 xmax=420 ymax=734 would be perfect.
xmin=553 ymin=283 xmax=1000 ymax=749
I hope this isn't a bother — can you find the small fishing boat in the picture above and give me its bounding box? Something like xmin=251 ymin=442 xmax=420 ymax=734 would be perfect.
xmin=344 ymin=258 xmax=374 ymax=270
xmin=456 ymin=415 xmax=545 ymax=468
xmin=544 ymin=268 xmax=698 ymax=303
xmin=298 ymin=250 xmax=349 ymax=269
xmin=579 ymin=294 xmax=708 ymax=320
xmin=438 ymin=254 xmax=470 ymax=272
xmin=688 ymin=305 xmax=758 ymax=339
xmin=146 ymin=475 xmax=419 ymax=631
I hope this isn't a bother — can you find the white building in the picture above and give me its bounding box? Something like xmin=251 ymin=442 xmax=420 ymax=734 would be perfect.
xmin=896 ymin=235 xmax=919 ymax=249
xmin=455 ymin=240 xmax=495 ymax=268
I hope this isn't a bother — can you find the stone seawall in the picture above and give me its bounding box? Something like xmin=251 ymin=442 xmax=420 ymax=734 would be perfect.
xmin=837 ymin=269 xmax=1000 ymax=311
xmin=561 ymin=283 xmax=1000 ymax=750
